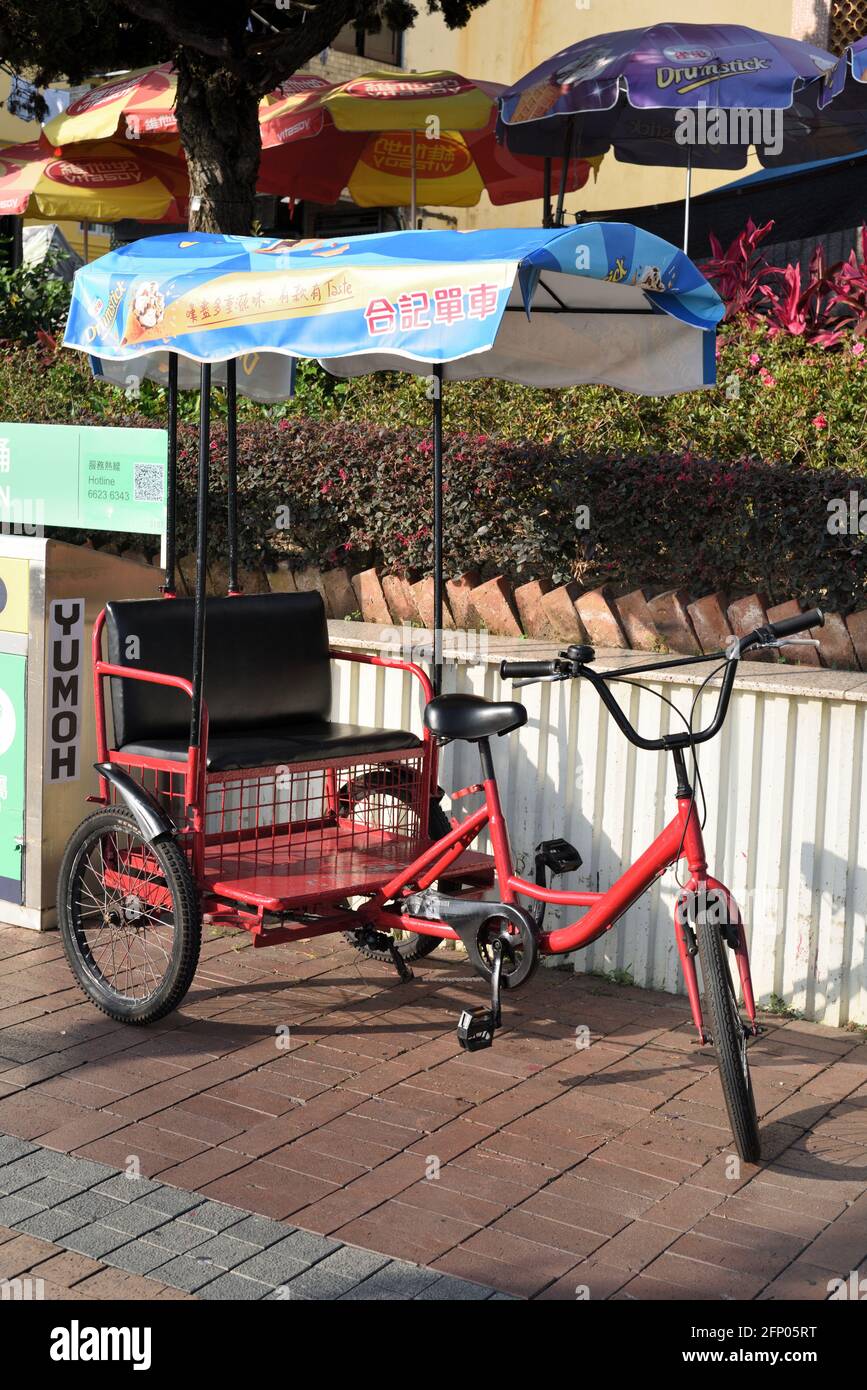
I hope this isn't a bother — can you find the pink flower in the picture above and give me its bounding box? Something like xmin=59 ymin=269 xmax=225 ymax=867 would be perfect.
xmin=748 ymin=352 xmax=761 ymax=367
xmin=812 ymin=412 xmax=828 ymax=430
xmin=852 ymin=341 xmax=865 ymax=358
xmin=759 ymin=368 xmax=776 ymax=387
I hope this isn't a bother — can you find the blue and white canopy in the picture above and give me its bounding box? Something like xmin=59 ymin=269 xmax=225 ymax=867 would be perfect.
xmin=65 ymin=224 xmax=722 ymax=400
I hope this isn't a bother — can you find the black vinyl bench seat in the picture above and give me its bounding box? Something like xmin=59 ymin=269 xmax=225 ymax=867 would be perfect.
xmin=104 ymin=593 xmax=420 ymax=773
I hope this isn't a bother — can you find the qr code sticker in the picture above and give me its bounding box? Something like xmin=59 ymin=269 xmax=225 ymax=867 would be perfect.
xmin=133 ymin=462 xmax=164 ymax=503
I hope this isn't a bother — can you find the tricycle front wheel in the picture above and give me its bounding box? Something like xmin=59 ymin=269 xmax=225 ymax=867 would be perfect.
xmin=696 ymin=910 xmax=761 ymax=1164
xmin=57 ymin=808 xmax=200 ymax=1025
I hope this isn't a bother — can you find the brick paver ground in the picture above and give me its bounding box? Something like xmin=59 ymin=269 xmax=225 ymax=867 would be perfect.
xmin=0 ymin=1134 xmax=495 ymax=1300
xmin=0 ymin=922 xmax=865 ymax=1300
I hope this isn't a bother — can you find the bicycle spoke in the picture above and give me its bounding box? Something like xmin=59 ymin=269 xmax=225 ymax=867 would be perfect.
xmin=72 ymin=826 xmax=177 ymax=1003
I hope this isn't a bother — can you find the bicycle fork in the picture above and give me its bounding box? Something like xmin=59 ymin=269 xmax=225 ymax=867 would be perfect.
xmin=672 ymin=785 xmax=757 ymax=1044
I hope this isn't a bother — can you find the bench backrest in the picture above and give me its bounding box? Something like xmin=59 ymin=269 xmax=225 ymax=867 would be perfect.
xmin=104 ymin=592 xmax=331 ymax=748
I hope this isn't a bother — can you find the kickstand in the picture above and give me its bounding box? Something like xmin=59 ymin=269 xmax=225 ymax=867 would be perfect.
xmin=388 ymin=938 xmax=413 ymax=983
xmin=457 ymin=939 xmax=503 ymax=1052
xmin=358 ymin=926 xmax=414 ymax=983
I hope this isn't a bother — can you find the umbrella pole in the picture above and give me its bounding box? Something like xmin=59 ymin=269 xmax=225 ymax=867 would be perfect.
xmin=82 ymin=220 xmax=89 ymax=263
xmin=542 ymin=157 xmax=552 ymax=228
xmin=683 ymin=147 xmax=692 ymax=254
xmin=555 ymin=119 xmax=574 ymax=227
xmin=189 ymin=363 xmax=211 ymax=755
xmin=162 ymin=352 xmax=179 ymax=598
xmin=410 ymin=129 xmax=418 ymax=228
xmin=226 ymin=358 xmax=241 ymax=595
xmin=432 ymin=363 xmax=444 ymax=698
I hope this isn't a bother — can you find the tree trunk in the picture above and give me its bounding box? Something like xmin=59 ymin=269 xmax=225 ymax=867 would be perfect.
xmin=175 ymin=54 xmax=261 ymax=235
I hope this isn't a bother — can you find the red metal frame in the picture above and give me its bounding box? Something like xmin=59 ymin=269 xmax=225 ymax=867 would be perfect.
xmin=90 ymin=610 xmax=474 ymax=944
xmin=90 ymin=609 xmax=756 ymax=1035
xmin=365 ymin=778 xmax=757 ymax=1043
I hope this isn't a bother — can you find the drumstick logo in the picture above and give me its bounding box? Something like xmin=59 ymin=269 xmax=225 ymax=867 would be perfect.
xmin=655 ymin=56 xmax=772 ymax=94
xmin=82 ymin=280 xmax=127 ymax=343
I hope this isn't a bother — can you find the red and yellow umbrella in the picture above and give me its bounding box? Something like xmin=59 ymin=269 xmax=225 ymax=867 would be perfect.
xmin=43 ymin=65 xmax=331 ymax=144
xmin=262 ymin=69 xmax=494 ymax=138
xmin=259 ymin=70 xmax=597 ymax=215
xmin=0 ymin=139 xmax=187 ymax=222
xmin=43 ymin=65 xmax=178 ymax=144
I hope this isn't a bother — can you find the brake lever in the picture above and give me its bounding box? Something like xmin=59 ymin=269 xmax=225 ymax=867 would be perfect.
xmin=727 ymin=635 xmax=820 ymax=660
xmin=513 ymin=673 xmax=568 ymax=689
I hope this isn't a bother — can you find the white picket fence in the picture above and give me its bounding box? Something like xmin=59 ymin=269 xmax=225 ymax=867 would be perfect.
xmin=330 ymin=623 xmax=867 ymax=1027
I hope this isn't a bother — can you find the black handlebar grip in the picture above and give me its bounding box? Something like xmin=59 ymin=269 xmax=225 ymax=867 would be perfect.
xmin=741 ymin=607 xmax=825 ymax=651
xmin=500 ymin=659 xmax=561 ymax=680
xmin=768 ymin=607 xmax=825 ymax=640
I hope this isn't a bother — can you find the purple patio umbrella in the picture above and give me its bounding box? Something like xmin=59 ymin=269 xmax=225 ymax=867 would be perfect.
xmin=499 ymin=24 xmax=848 ymax=247
xmin=819 ymin=36 xmax=867 ymax=109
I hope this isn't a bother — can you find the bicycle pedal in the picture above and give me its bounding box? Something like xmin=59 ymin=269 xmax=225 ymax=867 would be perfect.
xmin=456 ymin=1007 xmax=496 ymax=1052
xmin=535 ymin=838 xmax=582 ymax=876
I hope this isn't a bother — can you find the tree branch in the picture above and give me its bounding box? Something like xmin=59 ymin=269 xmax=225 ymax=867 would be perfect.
xmin=247 ymin=0 xmax=359 ymax=89
xmin=117 ymin=0 xmax=244 ymax=67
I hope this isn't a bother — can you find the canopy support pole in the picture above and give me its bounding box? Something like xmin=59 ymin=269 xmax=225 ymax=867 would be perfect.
xmin=161 ymin=352 xmax=179 ymax=598
xmin=410 ymin=129 xmax=418 ymax=228
xmin=226 ymin=358 xmax=241 ymax=595
xmin=683 ymin=147 xmax=693 ymax=254
xmin=82 ymin=220 xmax=89 ymax=263
xmin=542 ymin=157 xmax=552 ymax=228
xmin=555 ymin=119 xmax=573 ymax=227
xmin=189 ymin=363 xmax=211 ymax=753
xmin=432 ymin=362 xmax=444 ymax=698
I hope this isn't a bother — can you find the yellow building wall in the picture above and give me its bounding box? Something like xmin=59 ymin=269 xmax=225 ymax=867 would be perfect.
xmin=402 ymin=0 xmax=805 ymax=228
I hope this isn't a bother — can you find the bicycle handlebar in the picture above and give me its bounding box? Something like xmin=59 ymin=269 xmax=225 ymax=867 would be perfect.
xmin=500 ymin=659 xmax=564 ymax=680
xmin=736 ymin=607 xmax=824 ymax=652
xmin=500 ymin=609 xmax=825 ymax=752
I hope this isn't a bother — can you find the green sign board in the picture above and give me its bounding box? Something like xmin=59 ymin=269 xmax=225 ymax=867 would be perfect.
xmin=0 ymin=423 xmax=167 ymax=536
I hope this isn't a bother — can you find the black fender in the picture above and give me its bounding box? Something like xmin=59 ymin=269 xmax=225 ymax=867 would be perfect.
xmin=94 ymin=764 xmax=177 ymax=843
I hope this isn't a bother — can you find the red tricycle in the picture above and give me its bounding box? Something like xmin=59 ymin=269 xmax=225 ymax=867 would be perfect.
xmin=58 ymin=568 xmax=825 ymax=1165
xmin=57 ymin=223 xmax=816 ymax=1166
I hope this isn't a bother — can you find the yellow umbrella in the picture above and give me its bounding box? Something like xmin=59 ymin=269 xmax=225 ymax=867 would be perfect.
xmin=0 ymin=139 xmax=188 ymax=223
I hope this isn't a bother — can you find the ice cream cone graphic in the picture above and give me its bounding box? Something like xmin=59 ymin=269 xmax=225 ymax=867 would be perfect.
xmin=512 ymin=80 xmax=561 ymax=123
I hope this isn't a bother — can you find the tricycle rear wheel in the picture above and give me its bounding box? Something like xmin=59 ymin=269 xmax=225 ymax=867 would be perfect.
xmin=58 ymin=808 xmax=200 ymax=1025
